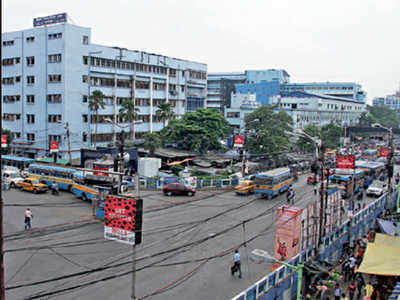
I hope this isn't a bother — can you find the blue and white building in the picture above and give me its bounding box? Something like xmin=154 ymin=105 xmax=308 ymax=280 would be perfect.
xmin=271 ymin=91 xmax=366 ymax=129
xmin=280 ymin=82 xmax=366 ymax=103
xmin=373 ymin=93 xmax=400 ymax=117
xmin=2 ymin=15 xmax=207 ymax=158
xmin=224 ymin=92 xmax=260 ymax=129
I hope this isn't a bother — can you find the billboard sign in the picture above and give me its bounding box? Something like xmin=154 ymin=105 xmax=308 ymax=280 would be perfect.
xmin=104 ymin=195 xmax=143 ymax=245
xmin=93 ymin=165 xmax=108 ymax=176
xmin=379 ymin=147 xmax=388 ymax=158
xmin=335 ymin=155 xmax=355 ymax=169
xmin=49 ymin=141 xmax=59 ymax=153
xmin=33 ymin=13 xmax=67 ymax=27
xmin=1 ymin=135 xmax=7 ymax=148
xmin=272 ymin=206 xmax=303 ymax=270
xmin=234 ymin=135 xmax=244 ymax=148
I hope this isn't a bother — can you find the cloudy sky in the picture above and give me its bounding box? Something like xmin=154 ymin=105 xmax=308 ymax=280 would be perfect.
xmin=3 ymin=0 xmax=400 ymax=102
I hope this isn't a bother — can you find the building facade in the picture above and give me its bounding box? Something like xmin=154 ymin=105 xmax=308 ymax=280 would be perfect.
xmin=2 ymin=20 xmax=207 ymax=158
xmin=280 ymin=82 xmax=366 ymax=103
xmin=373 ymin=93 xmax=400 ymax=117
xmin=224 ymin=92 xmax=260 ymax=130
xmin=206 ymin=69 xmax=289 ymax=112
xmin=271 ymin=92 xmax=366 ymax=129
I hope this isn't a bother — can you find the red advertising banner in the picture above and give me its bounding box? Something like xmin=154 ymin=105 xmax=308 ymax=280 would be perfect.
xmin=1 ymin=135 xmax=7 ymax=148
xmin=93 ymin=165 xmax=108 ymax=176
xmin=234 ymin=135 xmax=244 ymax=148
xmin=104 ymin=195 xmax=143 ymax=245
xmin=49 ymin=141 xmax=59 ymax=152
xmin=272 ymin=206 xmax=303 ymax=270
xmin=335 ymin=155 xmax=355 ymax=169
xmin=379 ymin=147 xmax=388 ymax=158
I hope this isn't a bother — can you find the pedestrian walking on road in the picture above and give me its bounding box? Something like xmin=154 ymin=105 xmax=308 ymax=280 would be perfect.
xmin=348 ymin=281 xmax=356 ymax=300
xmin=314 ymin=185 xmax=318 ymax=195
xmin=24 ymin=208 xmax=33 ymax=230
xmin=334 ymin=283 xmax=342 ymax=300
xmin=231 ymin=249 xmax=242 ymax=278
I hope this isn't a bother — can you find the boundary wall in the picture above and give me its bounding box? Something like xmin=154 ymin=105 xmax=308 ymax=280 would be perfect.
xmin=232 ymin=191 xmax=397 ymax=300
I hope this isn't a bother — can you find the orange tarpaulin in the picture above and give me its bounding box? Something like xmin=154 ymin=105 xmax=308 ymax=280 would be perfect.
xmin=167 ymin=158 xmax=193 ymax=166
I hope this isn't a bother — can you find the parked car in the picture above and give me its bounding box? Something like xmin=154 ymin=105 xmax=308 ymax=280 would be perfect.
xmin=2 ymin=170 xmax=24 ymax=188
xmin=163 ymin=183 xmax=195 ymax=196
xmin=366 ymin=181 xmax=387 ymax=197
xmin=17 ymin=178 xmax=48 ymax=194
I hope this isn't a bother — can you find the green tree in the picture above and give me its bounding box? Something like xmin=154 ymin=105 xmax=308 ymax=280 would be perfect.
xmin=144 ymin=132 xmax=161 ymax=156
xmin=119 ymin=99 xmax=139 ymax=141
xmin=295 ymin=124 xmax=322 ymax=152
xmin=1 ymin=129 xmax=12 ymax=154
xmin=161 ymin=108 xmax=232 ymax=153
xmin=321 ymin=123 xmax=342 ymax=150
xmin=89 ymin=90 xmax=105 ymax=147
xmin=156 ymin=102 xmax=174 ymax=128
xmin=359 ymin=105 xmax=400 ymax=128
xmin=244 ymin=106 xmax=293 ymax=159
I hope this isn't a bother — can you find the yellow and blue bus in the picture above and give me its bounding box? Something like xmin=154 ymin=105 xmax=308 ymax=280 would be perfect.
xmin=27 ymin=163 xmax=77 ymax=191
xmin=254 ymin=167 xmax=294 ymax=199
xmin=328 ymin=168 xmax=365 ymax=198
xmin=360 ymin=149 xmax=378 ymax=161
xmin=1 ymin=155 xmax=35 ymax=170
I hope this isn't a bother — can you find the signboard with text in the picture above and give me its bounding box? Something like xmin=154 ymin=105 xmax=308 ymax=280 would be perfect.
xmin=93 ymin=165 xmax=108 ymax=176
xmin=234 ymin=135 xmax=244 ymax=148
xmin=335 ymin=155 xmax=355 ymax=169
xmin=49 ymin=141 xmax=59 ymax=153
xmin=1 ymin=135 xmax=7 ymax=148
xmin=33 ymin=13 xmax=67 ymax=27
xmin=104 ymin=195 xmax=143 ymax=245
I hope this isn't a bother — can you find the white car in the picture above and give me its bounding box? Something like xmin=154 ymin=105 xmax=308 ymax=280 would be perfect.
xmin=2 ymin=170 xmax=25 ymax=188
xmin=366 ymin=181 xmax=387 ymax=197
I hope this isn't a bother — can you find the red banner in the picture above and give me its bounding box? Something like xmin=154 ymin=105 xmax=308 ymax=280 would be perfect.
xmin=1 ymin=135 xmax=7 ymax=148
xmin=272 ymin=206 xmax=303 ymax=270
xmin=234 ymin=135 xmax=244 ymax=147
xmin=49 ymin=141 xmax=59 ymax=152
xmin=335 ymin=155 xmax=355 ymax=169
xmin=104 ymin=195 xmax=143 ymax=245
xmin=379 ymin=147 xmax=388 ymax=158
xmin=93 ymin=165 xmax=108 ymax=176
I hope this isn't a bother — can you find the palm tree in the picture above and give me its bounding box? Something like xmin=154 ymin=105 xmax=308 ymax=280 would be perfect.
xmin=118 ymin=99 xmax=139 ymax=142
xmin=89 ymin=90 xmax=105 ymax=147
xmin=144 ymin=132 xmax=161 ymax=156
xmin=156 ymin=102 xmax=174 ymax=129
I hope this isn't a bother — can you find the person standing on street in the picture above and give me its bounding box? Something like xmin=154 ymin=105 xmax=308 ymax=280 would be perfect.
xmin=348 ymin=281 xmax=356 ymax=300
xmin=314 ymin=184 xmax=318 ymax=195
xmin=334 ymin=283 xmax=342 ymax=300
xmin=24 ymin=208 xmax=33 ymax=230
xmin=231 ymin=249 xmax=242 ymax=278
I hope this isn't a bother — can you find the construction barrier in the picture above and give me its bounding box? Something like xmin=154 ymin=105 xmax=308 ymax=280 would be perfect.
xmin=232 ymin=191 xmax=397 ymax=300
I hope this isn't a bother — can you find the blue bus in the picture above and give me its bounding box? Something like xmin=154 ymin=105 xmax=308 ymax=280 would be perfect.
xmin=1 ymin=155 xmax=35 ymax=170
xmin=254 ymin=168 xmax=294 ymax=199
xmin=328 ymin=168 xmax=365 ymax=198
xmin=27 ymin=163 xmax=77 ymax=191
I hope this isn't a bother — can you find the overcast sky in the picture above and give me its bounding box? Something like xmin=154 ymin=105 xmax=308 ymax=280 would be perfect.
xmin=3 ymin=0 xmax=400 ymax=102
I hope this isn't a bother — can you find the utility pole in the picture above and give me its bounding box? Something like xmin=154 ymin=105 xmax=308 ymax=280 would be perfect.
xmin=388 ymin=128 xmax=394 ymax=210
xmin=65 ymin=122 xmax=72 ymax=166
xmin=113 ymin=48 xmax=125 ymax=146
xmin=317 ymin=149 xmax=325 ymax=254
xmin=0 ymin=181 xmax=5 ymax=299
xmin=241 ymin=130 xmax=247 ymax=178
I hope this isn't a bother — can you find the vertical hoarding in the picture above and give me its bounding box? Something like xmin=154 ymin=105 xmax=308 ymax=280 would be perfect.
xmin=272 ymin=206 xmax=303 ymax=270
xmin=234 ymin=136 xmax=244 ymax=148
xmin=1 ymin=135 xmax=7 ymax=148
xmin=49 ymin=141 xmax=59 ymax=152
xmin=104 ymin=195 xmax=143 ymax=245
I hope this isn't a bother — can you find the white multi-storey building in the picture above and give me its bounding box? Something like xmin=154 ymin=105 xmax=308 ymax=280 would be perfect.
xmin=224 ymin=92 xmax=260 ymax=130
xmin=271 ymin=91 xmax=366 ymax=129
xmin=2 ymin=15 xmax=207 ymax=158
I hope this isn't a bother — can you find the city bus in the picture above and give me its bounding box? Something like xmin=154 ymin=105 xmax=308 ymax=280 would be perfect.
xmin=360 ymin=149 xmax=378 ymax=161
xmin=1 ymin=155 xmax=35 ymax=170
xmin=254 ymin=167 xmax=294 ymax=199
xmin=355 ymin=160 xmax=385 ymax=186
xmin=27 ymin=163 xmax=77 ymax=191
xmin=328 ymin=168 xmax=365 ymax=199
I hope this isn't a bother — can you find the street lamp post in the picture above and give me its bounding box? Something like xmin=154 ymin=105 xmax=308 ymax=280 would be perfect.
xmin=250 ymin=249 xmax=304 ymax=300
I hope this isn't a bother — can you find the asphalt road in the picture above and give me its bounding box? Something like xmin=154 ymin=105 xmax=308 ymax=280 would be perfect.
xmin=3 ymin=172 xmax=381 ymax=300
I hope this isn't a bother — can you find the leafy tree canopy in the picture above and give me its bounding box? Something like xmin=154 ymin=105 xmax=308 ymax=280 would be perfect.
xmin=161 ymin=108 xmax=232 ymax=153
xmin=244 ymin=106 xmax=293 ymax=156
xmin=144 ymin=132 xmax=161 ymax=156
xmin=295 ymin=123 xmax=342 ymax=152
xmin=359 ymin=105 xmax=400 ymax=128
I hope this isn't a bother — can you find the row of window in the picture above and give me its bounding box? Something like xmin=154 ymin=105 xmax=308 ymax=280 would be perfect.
xmin=82 ymin=76 xmax=130 ymax=88
xmin=2 ymin=94 xmax=62 ymax=104
xmin=82 ymin=56 xmax=206 ymax=80
xmin=3 ymin=113 xmax=62 ymax=123
xmin=2 ymin=54 xmax=62 ymax=67
xmin=282 ymin=86 xmax=354 ymax=91
xmin=2 ymin=75 xmax=62 ymax=85
xmin=3 ymin=34 xmax=88 ymax=47
xmin=8 ymin=132 xmax=62 ymax=142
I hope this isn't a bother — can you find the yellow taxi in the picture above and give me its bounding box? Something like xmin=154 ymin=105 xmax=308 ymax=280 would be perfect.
xmin=234 ymin=180 xmax=256 ymax=195
xmin=17 ymin=178 xmax=48 ymax=194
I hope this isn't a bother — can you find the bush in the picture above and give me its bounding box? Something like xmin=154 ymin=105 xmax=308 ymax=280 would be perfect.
xmin=170 ymin=165 xmax=184 ymax=176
